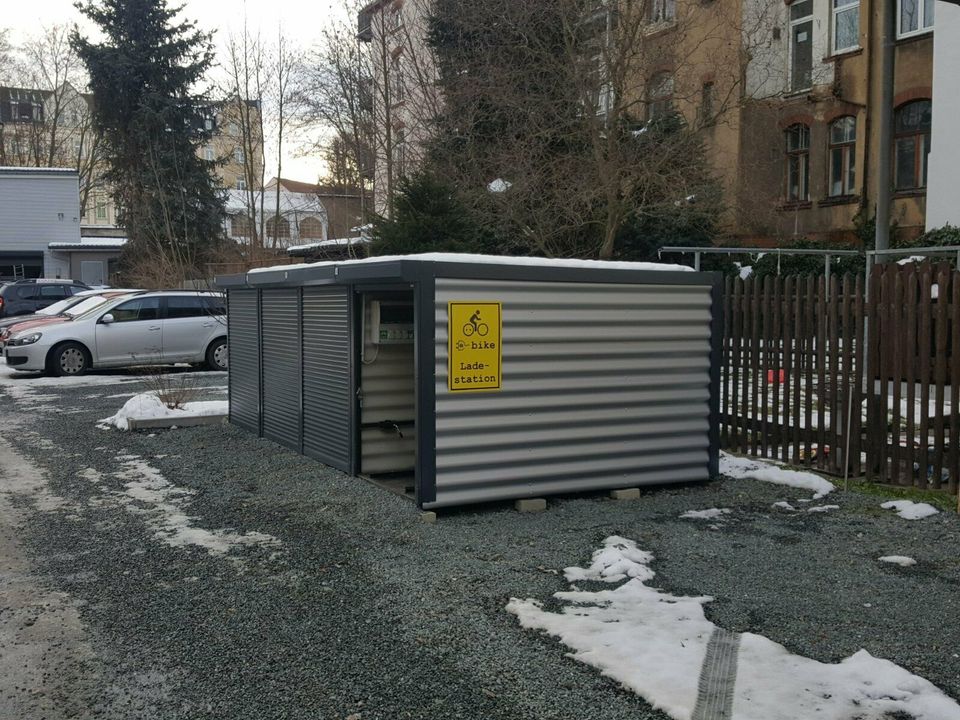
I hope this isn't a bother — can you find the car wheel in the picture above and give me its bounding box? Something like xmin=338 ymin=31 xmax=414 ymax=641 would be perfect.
xmin=206 ymin=338 xmax=228 ymax=371
xmin=50 ymin=342 xmax=90 ymax=377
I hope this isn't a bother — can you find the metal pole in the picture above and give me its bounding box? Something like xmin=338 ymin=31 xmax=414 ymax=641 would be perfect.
xmin=825 ymin=254 xmax=831 ymax=300
xmin=694 ymin=251 xmax=701 ymax=272
xmin=874 ymin=0 xmax=895 ymax=259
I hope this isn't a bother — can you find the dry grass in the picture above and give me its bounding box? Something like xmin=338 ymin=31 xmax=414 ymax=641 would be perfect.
xmin=136 ymin=367 xmax=202 ymax=410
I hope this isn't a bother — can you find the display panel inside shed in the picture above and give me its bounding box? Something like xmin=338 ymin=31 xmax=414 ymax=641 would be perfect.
xmin=218 ymin=254 xmax=721 ymax=511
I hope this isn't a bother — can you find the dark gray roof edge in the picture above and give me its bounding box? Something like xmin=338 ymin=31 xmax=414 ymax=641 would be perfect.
xmin=0 ymin=166 xmax=79 ymax=176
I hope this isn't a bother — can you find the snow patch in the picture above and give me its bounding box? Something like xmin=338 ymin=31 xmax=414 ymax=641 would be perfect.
xmin=881 ymin=500 xmax=939 ymax=520
xmin=772 ymin=501 xmax=796 ymax=511
xmin=806 ymin=504 xmax=840 ymax=513
xmin=680 ymin=508 xmax=731 ymax=520
xmin=879 ymin=555 xmax=917 ymax=567
xmin=114 ymin=456 xmax=280 ymax=556
xmin=719 ymin=452 xmax=834 ymax=499
xmin=507 ymin=536 xmax=960 ymax=720
xmin=98 ymin=392 xmax=228 ymax=430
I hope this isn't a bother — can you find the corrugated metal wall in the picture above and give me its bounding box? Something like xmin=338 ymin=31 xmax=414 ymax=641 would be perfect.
xmin=360 ymin=297 xmax=417 ymax=475
xmin=260 ymin=288 xmax=302 ymax=450
xmin=302 ymin=287 xmax=352 ymax=472
xmin=227 ymin=290 xmax=261 ymax=434
xmin=432 ymin=279 xmax=714 ymax=507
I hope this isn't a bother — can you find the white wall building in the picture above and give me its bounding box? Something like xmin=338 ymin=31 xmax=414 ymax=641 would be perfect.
xmin=0 ymin=167 xmax=80 ymax=280
xmin=926 ymin=0 xmax=960 ymax=230
xmin=224 ymin=181 xmax=329 ymax=248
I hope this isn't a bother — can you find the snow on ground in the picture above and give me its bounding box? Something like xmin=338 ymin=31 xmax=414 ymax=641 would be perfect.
xmin=879 ymin=555 xmax=918 ymax=567
xmin=680 ymin=508 xmax=731 ymax=520
xmin=98 ymin=392 xmax=228 ymax=430
xmin=881 ymin=500 xmax=940 ymax=520
xmin=806 ymin=504 xmax=840 ymax=513
xmin=507 ymin=536 xmax=960 ymax=720
xmin=0 ymin=361 xmax=143 ymax=406
xmin=108 ymin=456 xmax=280 ymax=555
xmin=719 ymin=451 xmax=835 ymax=499
xmin=772 ymin=501 xmax=796 ymax=511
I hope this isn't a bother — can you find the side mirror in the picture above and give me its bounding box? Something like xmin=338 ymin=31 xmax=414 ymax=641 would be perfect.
xmin=101 ymin=313 xmax=115 ymax=325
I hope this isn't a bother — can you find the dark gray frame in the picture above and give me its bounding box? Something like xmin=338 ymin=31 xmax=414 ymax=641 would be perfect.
xmin=218 ymin=259 xmax=724 ymax=508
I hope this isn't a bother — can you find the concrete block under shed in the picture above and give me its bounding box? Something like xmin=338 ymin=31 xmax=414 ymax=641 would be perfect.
xmin=610 ymin=488 xmax=641 ymax=500
xmin=515 ymin=498 xmax=547 ymax=513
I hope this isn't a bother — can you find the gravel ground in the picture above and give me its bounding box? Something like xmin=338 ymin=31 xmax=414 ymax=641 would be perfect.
xmin=1 ymin=367 xmax=959 ymax=719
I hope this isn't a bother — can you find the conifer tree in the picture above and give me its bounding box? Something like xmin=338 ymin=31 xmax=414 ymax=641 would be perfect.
xmin=72 ymin=0 xmax=225 ymax=283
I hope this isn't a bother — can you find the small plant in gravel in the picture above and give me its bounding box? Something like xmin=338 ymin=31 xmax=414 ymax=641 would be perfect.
xmin=135 ymin=365 xmax=202 ymax=410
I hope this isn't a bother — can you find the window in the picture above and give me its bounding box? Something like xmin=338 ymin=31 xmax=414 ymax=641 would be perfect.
xmin=299 ymin=216 xmax=324 ymax=239
xmin=898 ymin=0 xmax=933 ymax=37
xmin=228 ymin=122 xmax=239 ymax=136
xmin=790 ymin=0 xmax=813 ymax=91
xmin=236 ymin=178 xmax=247 ymax=191
xmin=647 ymin=72 xmax=674 ymax=121
xmin=203 ymin=296 xmax=226 ymax=316
xmin=204 ymin=147 xmax=215 ymax=161
xmin=785 ymin=123 xmax=810 ymax=202
xmin=16 ymin=286 xmax=39 ymax=300
xmin=204 ymin=117 xmax=214 ymax=131
xmin=165 ymin=296 xmax=207 ymax=319
xmin=833 ymin=0 xmax=860 ymax=52
xmin=231 ymin=214 xmax=253 ymax=237
xmin=40 ymin=285 xmax=68 ymax=300
xmin=894 ymin=100 xmax=931 ymax=190
xmin=95 ymin=196 xmax=107 ymax=221
xmin=393 ymin=128 xmax=407 ymax=177
xmin=390 ymin=54 xmax=405 ymax=103
xmin=234 ymin=148 xmax=244 ymax=164
xmin=700 ymin=82 xmax=715 ymax=123
xmin=649 ymin=0 xmax=676 ymax=22
xmin=828 ymin=116 xmax=856 ymax=196
xmin=109 ymin=297 xmax=160 ymax=323
xmin=267 ymin=216 xmax=290 ymax=240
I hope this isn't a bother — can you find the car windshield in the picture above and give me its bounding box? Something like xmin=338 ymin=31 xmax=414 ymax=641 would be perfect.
xmin=72 ymin=294 xmax=139 ymax=321
xmin=38 ymin=298 xmax=76 ymax=316
xmin=65 ymin=296 xmax=109 ymax=317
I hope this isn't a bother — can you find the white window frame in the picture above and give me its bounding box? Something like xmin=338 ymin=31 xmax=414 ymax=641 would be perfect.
xmin=897 ymin=0 xmax=933 ymax=38
xmin=789 ymin=0 xmax=814 ymax=92
xmin=832 ymin=0 xmax=860 ymax=53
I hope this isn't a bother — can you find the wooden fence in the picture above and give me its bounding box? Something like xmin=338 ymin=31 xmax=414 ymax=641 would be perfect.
xmin=864 ymin=263 xmax=959 ymax=493
xmin=720 ymin=263 xmax=959 ymax=494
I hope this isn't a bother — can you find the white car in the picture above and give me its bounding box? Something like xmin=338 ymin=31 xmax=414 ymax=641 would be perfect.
xmin=4 ymin=291 xmax=228 ymax=376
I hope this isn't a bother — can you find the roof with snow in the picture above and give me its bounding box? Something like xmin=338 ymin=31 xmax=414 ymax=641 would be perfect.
xmin=287 ymin=237 xmax=371 ymax=254
xmin=216 ymin=252 xmax=699 ymax=289
xmin=49 ymin=237 xmax=128 ymax=251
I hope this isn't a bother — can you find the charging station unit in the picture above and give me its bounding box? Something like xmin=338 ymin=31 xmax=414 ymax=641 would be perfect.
xmin=216 ymin=254 xmax=723 ymax=509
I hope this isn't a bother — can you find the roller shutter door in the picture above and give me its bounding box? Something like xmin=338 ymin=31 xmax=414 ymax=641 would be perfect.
xmin=227 ymin=290 xmax=261 ymax=434
xmin=302 ymin=287 xmax=352 ymax=472
xmin=261 ymin=288 xmax=302 ymax=450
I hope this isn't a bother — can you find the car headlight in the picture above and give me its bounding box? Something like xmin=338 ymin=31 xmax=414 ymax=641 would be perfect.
xmin=8 ymin=332 xmax=42 ymax=346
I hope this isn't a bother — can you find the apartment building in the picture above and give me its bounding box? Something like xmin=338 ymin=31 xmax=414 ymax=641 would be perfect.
xmin=926 ymin=0 xmax=959 ymax=230
xmin=1 ymin=83 xmax=265 ymax=236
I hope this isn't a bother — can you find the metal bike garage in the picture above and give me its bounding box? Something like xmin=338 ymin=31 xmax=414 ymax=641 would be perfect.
xmin=216 ymin=253 xmax=723 ymax=509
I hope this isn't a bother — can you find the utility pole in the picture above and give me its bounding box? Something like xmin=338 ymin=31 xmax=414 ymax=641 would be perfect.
xmin=874 ymin=0 xmax=895 ymax=260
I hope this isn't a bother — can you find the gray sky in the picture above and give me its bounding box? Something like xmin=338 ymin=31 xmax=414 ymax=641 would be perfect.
xmin=4 ymin=0 xmax=350 ymax=181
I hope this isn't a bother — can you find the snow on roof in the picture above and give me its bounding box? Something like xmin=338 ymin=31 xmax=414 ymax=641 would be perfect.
xmin=247 ymin=252 xmax=695 ymax=276
xmin=224 ymin=188 xmax=328 ymax=217
xmin=48 ymin=238 xmax=128 ymax=250
xmin=287 ymin=236 xmax=372 ymax=253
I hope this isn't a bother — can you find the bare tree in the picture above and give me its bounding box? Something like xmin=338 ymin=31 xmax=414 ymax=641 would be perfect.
xmin=1 ymin=25 xmax=106 ymax=215
xmin=222 ymin=20 xmax=269 ymax=251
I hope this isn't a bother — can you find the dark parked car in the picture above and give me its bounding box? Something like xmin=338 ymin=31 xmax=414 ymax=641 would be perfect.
xmin=0 ymin=279 xmax=90 ymax=319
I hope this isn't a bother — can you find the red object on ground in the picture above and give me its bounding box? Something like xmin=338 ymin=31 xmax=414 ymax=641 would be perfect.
xmin=767 ymin=369 xmax=786 ymax=383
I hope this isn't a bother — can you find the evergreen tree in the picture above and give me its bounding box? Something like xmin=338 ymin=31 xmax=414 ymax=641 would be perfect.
xmin=71 ymin=0 xmax=225 ymax=283
xmin=370 ymin=173 xmax=499 ymax=256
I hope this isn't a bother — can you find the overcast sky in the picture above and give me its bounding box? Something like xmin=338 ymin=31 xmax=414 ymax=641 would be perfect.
xmin=4 ymin=0 xmax=351 ymax=181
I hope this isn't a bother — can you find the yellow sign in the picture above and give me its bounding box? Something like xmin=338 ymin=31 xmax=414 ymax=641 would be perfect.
xmin=448 ymin=302 xmax=502 ymax=392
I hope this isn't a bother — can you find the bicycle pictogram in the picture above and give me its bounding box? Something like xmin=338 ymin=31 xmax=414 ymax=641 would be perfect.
xmin=462 ymin=309 xmax=489 ymax=337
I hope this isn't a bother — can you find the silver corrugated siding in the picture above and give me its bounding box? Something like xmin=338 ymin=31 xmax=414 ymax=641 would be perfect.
xmin=302 ymin=287 xmax=352 ymax=472
xmin=260 ymin=288 xmax=302 ymax=450
xmin=431 ymin=278 xmax=714 ymax=507
xmin=227 ymin=290 xmax=261 ymax=434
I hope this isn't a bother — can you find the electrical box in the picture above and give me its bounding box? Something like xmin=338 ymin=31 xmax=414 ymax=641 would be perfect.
xmin=370 ymin=300 xmax=414 ymax=344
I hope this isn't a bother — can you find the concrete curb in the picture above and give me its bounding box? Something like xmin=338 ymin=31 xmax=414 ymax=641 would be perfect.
xmin=127 ymin=414 xmax=228 ymax=430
